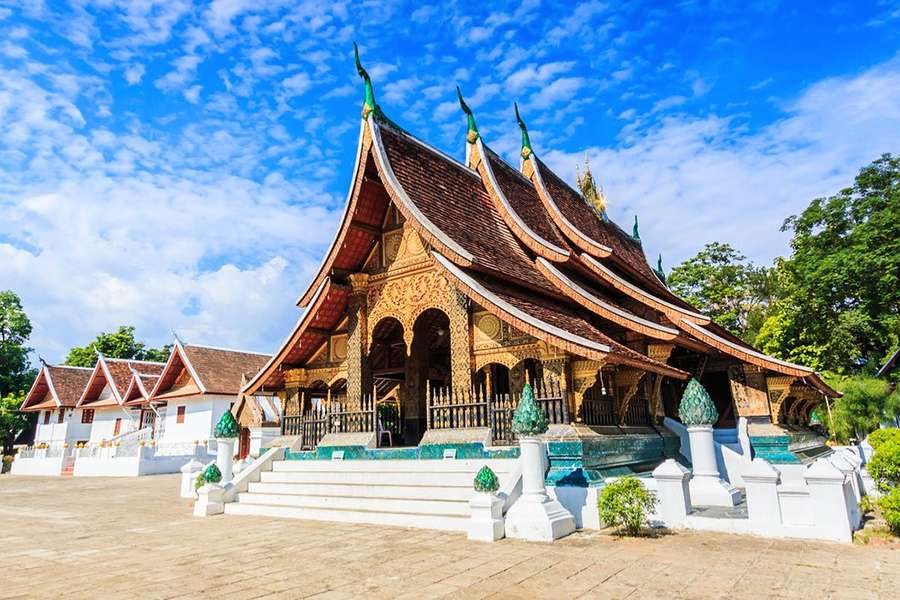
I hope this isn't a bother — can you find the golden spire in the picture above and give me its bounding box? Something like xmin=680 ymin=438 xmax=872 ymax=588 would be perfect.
xmin=576 ymin=156 xmax=607 ymax=216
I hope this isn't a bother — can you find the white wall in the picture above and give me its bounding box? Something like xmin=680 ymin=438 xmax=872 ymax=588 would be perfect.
xmin=159 ymin=394 xmax=235 ymax=444
xmin=88 ymin=407 xmax=138 ymax=443
xmin=33 ymin=409 xmax=93 ymax=445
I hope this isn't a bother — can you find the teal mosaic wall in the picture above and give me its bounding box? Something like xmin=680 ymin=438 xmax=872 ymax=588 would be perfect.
xmin=749 ymin=435 xmax=800 ymax=463
xmin=281 ymin=442 xmax=520 ymax=462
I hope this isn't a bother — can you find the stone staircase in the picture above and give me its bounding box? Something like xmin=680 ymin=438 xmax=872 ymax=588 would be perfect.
xmin=223 ymin=458 xmax=517 ymax=531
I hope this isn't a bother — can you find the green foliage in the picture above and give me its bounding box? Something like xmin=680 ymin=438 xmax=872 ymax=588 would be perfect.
xmin=757 ymin=155 xmax=900 ymax=373
xmin=0 ymin=290 xmax=35 ymax=398
xmin=63 ymin=326 xmax=170 ymax=367
xmin=827 ymin=376 xmax=894 ymax=442
xmin=878 ymin=487 xmax=900 ymax=536
xmin=2 ymin=455 xmax=12 ymax=474
xmin=868 ymin=428 xmax=900 ymax=450
xmin=598 ymin=476 xmax=656 ymax=536
xmin=868 ymin=439 xmax=900 ymax=492
xmin=473 ymin=465 xmax=500 ymax=493
xmin=1 ymin=391 xmax=33 ymax=455
xmin=668 ymin=243 xmax=773 ymax=343
xmin=678 ymin=378 xmax=718 ymax=426
xmin=203 ymin=463 xmax=222 ymax=484
xmin=511 ymin=383 xmax=548 ymax=436
xmin=194 ymin=471 xmax=206 ymax=490
xmin=214 ymin=411 xmax=240 ymax=438
xmin=859 ymin=494 xmax=875 ymax=515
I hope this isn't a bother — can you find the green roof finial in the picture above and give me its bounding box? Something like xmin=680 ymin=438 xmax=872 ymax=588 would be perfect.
xmin=678 ymin=378 xmax=718 ymax=426
xmin=354 ymin=42 xmax=377 ymax=120
xmin=514 ymin=102 xmax=533 ymax=159
xmin=457 ymin=86 xmax=479 ymax=144
xmin=632 ymin=215 xmax=641 ymax=242
xmin=474 ymin=465 xmax=500 ymax=493
xmin=655 ymin=254 xmax=667 ymax=284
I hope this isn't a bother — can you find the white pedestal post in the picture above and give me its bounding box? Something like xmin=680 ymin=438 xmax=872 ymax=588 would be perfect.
xmin=216 ymin=438 xmax=235 ymax=483
xmin=468 ymin=493 xmax=505 ymax=542
xmin=687 ymin=425 xmax=741 ymax=506
xmin=805 ymin=458 xmax=855 ymax=543
xmin=504 ymin=436 xmax=576 ymax=541
xmin=652 ymin=459 xmax=692 ymax=528
xmin=180 ymin=459 xmax=204 ymax=499
xmin=193 ymin=483 xmax=225 ymax=517
xmin=743 ymin=458 xmax=782 ymax=537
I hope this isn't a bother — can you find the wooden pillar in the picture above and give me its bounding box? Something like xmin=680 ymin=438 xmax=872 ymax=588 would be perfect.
xmin=570 ymin=360 xmax=602 ymax=423
xmin=447 ymin=289 xmax=472 ymax=390
xmin=346 ymin=274 xmax=370 ymax=404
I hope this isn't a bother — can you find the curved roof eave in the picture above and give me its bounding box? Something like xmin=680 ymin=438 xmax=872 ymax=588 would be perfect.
xmin=243 ymin=278 xmax=331 ymax=395
xmin=474 ymin=141 xmax=571 ymax=263
xmin=581 ymin=253 xmax=710 ymax=325
xmin=20 ymin=366 xmax=58 ymax=411
xmin=535 ymin=257 xmax=679 ymax=341
xmin=679 ymin=318 xmax=815 ymax=378
xmin=525 ymin=154 xmax=612 ymax=258
xmin=297 ymin=120 xmax=369 ymax=308
xmin=368 ymin=117 xmax=477 ymax=267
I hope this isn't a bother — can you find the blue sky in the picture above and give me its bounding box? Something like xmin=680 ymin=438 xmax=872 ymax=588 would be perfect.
xmin=1 ymin=1 xmax=899 ymax=362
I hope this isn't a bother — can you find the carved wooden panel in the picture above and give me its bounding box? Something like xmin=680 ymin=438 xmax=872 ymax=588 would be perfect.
xmin=728 ymin=365 xmax=772 ymax=417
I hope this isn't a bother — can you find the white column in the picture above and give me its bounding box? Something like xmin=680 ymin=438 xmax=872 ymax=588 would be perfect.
xmin=194 ymin=483 xmax=224 ymax=517
xmin=504 ymin=436 xmax=576 ymax=541
xmin=652 ymin=459 xmax=692 ymax=528
xmin=805 ymin=458 xmax=855 ymax=543
xmin=180 ymin=459 xmax=204 ymax=499
xmin=687 ymin=425 xmax=740 ymax=506
xmin=468 ymin=493 xmax=505 ymax=542
xmin=742 ymin=458 xmax=782 ymax=537
xmin=216 ymin=438 xmax=235 ymax=482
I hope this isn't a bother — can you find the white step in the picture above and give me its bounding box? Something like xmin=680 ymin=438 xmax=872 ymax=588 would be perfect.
xmin=223 ymin=501 xmax=470 ymax=531
xmin=271 ymin=458 xmax=515 ymax=473
xmin=235 ymin=492 xmax=469 ymax=516
xmin=259 ymin=469 xmax=494 ymax=487
xmin=247 ymin=481 xmax=474 ymax=501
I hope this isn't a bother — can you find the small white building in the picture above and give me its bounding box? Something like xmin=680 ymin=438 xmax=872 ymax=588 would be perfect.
xmin=148 ymin=340 xmax=271 ymax=451
xmin=11 ymin=363 xmax=94 ymax=475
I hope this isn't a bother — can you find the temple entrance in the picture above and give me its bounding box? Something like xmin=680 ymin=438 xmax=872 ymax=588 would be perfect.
xmin=370 ymin=317 xmax=406 ymax=445
xmin=404 ymin=308 xmax=451 ymax=445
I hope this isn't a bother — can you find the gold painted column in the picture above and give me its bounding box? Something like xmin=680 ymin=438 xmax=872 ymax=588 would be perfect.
xmin=346 ymin=273 xmax=371 ymax=405
xmin=447 ymin=289 xmax=472 ymax=390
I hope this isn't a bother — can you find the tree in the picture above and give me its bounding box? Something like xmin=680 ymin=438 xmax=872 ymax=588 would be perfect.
xmin=757 ymin=155 xmax=900 ymax=373
xmin=63 ymin=326 xmax=170 ymax=367
xmin=0 ymin=290 xmax=35 ymax=398
xmin=825 ymin=375 xmax=894 ymax=442
xmin=0 ymin=391 xmax=30 ymax=455
xmin=667 ymin=243 xmax=773 ymax=343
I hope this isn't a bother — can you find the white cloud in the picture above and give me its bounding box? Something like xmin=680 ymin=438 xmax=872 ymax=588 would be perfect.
xmin=541 ymin=58 xmax=900 ymax=268
xmin=505 ymin=61 xmax=575 ymax=94
xmin=124 ymin=63 xmax=145 ymax=85
xmin=282 ymin=71 xmax=312 ymax=97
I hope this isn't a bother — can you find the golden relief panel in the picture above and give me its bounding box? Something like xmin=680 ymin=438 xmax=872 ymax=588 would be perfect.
xmin=330 ymin=334 xmax=348 ymax=362
xmin=381 ymin=224 xmax=428 ymax=272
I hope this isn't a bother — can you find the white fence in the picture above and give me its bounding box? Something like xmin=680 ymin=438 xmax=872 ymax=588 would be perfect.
xmin=652 ymin=446 xmax=865 ymax=543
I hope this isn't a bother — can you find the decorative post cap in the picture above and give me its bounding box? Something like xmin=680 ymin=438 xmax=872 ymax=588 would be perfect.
xmin=678 ymin=378 xmax=718 ymax=426
xmin=214 ymin=411 xmax=240 ymax=438
xmin=203 ymin=463 xmax=222 ymax=484
xmin=511 ymin=382 xmax=549 ymax=436
xmin=354 ymin=42 xmax=377 ymax=120
xmin=632 ymin=215 xmax=641 ymax=242
xmin=514 ymin=102 xmax=533 ymax=159
xmin=457 ymin=86 xmax=479 ymax=144
xmin=474 ymin=465 xmax=500 ymax=493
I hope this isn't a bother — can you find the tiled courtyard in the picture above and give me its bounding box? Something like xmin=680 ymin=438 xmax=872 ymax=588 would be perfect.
xmin=1 ymin=474 xmax=897 ymax=599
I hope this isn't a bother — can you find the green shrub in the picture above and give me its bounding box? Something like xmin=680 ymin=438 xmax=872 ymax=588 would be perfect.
xmin=598 ymin=476 xmax=656 ymax=536
xmin=868 ymin=428 xmax=900 ymax=451
xmin=194 ymin=471 xmax=206 ymax=491
xmin=1 ymin=455 xmax=12 ymax=474
xmin=868 ymin=439 xmax=900 ymax=492
xmin=859 ymin=494 xmax=875 ymax=515
xmin=879 ymin=488 xmax=900 ymax=536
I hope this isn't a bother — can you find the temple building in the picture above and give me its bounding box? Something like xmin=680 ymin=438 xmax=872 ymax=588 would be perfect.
xmin=241 ymin=46 xmax=838 ymax=479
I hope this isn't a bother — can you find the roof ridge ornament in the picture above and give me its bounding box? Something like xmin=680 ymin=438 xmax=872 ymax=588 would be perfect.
xmin=456 ymin=86 xmax=479 ymax=144
xmin=354 ymin=42 xmax=380 ymax=121
xmin=514 ymin=102 xmax=533 ymax=159
xmin=632 ymin=215 xmax=641 ymax=242
xmin=655 ymin=254 xmax=667 ymax=285
xmin=576 ymin=157 xmax=607 ymax=219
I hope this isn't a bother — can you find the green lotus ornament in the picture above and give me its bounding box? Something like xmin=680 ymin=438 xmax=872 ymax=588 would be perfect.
xmin=214 ymin=411 xmax=240 ymax=438
xmin=473 ymin=465 xmax=500 ymax=493
xmin=203 ymin=463 xmax=222 ymax=484
xmin=511 ymin=383 xmax=548 ymax=436
xmin=678 ymin=378 xmax=718 ymax=426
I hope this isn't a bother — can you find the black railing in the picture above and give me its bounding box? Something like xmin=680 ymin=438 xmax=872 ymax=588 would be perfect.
xmin=580 ymin=388 xmax=617 ymax=426
xmin=282 ymin=395 xmax=376 ymax=450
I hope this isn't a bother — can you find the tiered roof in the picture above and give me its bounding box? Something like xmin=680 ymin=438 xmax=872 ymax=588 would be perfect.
xmin=77 ymin=356 xmax=166 ymax=408
xmin=20 ymin=363 xmax=94 ymax=411
xmin=244 ymin=47 xmax=838 ymax=398
xmin=149 ymin=340 xmax=271 ymax=400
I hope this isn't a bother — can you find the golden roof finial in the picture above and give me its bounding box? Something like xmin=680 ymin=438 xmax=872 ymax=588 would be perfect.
xmin=576 ymin=155 xmax=606 ymax=216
